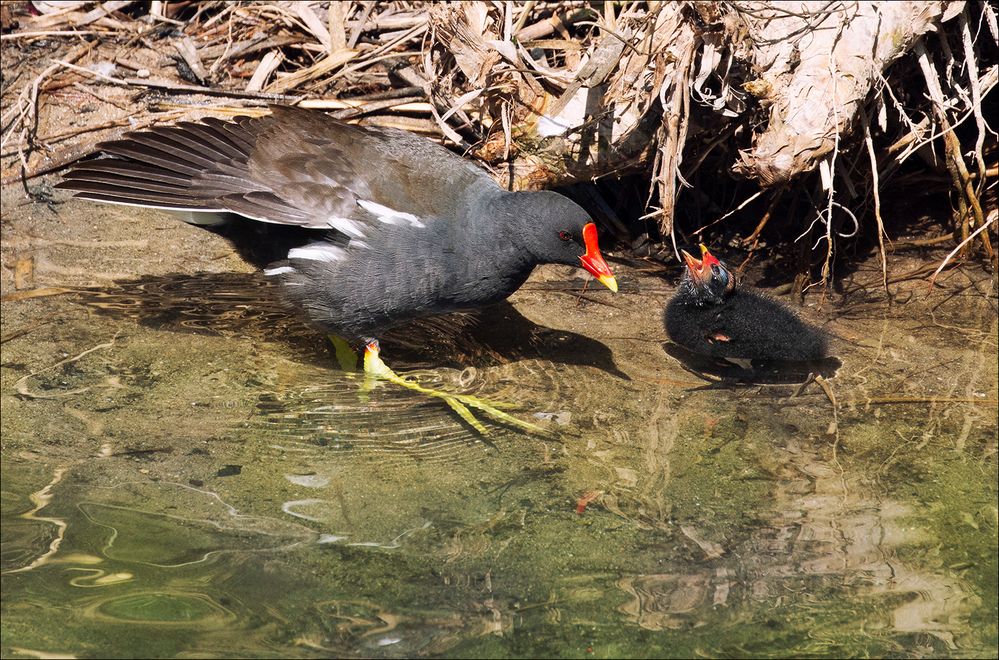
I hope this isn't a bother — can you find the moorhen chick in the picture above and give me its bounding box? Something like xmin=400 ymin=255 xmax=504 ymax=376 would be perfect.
xmin=664 ymin=245 xmax=827 ymax=362
xmin=57 ymin=105 xmax=618 ymax=433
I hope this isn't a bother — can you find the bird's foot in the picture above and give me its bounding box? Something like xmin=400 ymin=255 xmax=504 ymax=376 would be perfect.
xmin=362 ymin=341 xmax=545 ymax=436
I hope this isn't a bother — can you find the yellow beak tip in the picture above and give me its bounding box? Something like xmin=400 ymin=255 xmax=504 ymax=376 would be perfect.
xmin=598 ymin=274 xmax=618 ymax=293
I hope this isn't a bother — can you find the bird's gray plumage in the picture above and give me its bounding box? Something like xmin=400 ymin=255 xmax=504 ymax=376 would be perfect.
xmin=58 ymin=105 xmax=601 ymax=342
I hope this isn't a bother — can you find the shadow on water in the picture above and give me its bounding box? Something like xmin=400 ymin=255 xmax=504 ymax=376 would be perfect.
xmin=71 ymin=272 xmax=626 ymax=378
xmin=59 ymin=272 xmax=627 ymax=460
xmin=661 ymin=341 xmax=843 ymax=385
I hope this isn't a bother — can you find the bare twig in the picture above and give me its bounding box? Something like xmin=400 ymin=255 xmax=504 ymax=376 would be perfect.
xmin=928 ymin=212 xmax=997 ymax=287
xmin=861 ymin=111 xmax=889 ymax=296
xmin=14 ymin=332 xmax=121 ymax=400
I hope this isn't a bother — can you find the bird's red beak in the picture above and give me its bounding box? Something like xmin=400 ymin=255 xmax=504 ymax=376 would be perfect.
xmin=579 ymin=223 xmax=617 ymax=292
xmin=680 ymin=244 xmax=719 ymax=286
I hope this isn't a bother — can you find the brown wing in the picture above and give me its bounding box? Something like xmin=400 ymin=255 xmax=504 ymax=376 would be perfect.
xmin=58 ymin=105 xmax=495 ymax=238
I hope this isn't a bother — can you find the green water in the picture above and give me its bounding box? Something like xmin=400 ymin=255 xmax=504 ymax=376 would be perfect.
xmin=2 ymin=201 xmax=997 ymax=658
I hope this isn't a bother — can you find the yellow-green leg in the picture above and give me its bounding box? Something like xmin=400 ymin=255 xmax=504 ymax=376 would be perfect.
xmin=362 ymin=340 xmax=545 ymax=436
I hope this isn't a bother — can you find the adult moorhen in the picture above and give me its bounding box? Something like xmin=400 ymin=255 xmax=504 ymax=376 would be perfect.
xmin=57 ymin=105 xmax=618 ymax=433
xmin=664 ymin=245 xmax=827 ymax=363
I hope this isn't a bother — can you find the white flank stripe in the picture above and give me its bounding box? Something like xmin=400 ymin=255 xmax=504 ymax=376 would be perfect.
xmin=288 ymin=244 xmax=345 ymax=262
xmin=350 ymin=239 xmax=371 ymax=250
xmin=357 ymin=199 xmax=425 ymax=228
xmin=75 ymin=196 xmax=231 ymax=215
xmin=76 ymin=196 xmax=337 ymax=229
xmin=263 ymin=266 xmax=296 ymax=276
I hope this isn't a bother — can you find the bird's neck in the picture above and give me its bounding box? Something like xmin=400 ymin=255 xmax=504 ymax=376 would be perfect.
xmin=475 ymin=190 xmax=549 ymax=268
xmin=675 ymin=279 xmax=730 ymax=307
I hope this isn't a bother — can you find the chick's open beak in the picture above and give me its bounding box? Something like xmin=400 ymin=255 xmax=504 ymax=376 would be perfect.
xmin=579 ymin=223 xmax=618 ymax=292
xmin=680 ymin=244 xmax=719 ymax=287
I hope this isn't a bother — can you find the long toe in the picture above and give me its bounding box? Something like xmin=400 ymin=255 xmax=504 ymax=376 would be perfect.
xmin=361 ymin=342 xmax=546 ymax=436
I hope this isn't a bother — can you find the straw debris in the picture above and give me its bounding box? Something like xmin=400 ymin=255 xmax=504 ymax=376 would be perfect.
xmin=1 ymin=1 xmax=995 ymax=287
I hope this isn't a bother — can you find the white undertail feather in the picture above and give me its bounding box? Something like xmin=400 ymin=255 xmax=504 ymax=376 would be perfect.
xmin=357 ymin=200 xmax=425 ymax=228
xmin=326 ymin=216 xmax=366 ymax=237
xmin=287 ymin=244 xmax=346 ymax=263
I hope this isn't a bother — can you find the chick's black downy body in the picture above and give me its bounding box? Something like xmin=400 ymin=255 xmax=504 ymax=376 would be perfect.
xmin=665 ymin=247 xmax=827 ymax=362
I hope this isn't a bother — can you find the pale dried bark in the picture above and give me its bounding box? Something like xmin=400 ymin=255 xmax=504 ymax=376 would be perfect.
xmin=730 ymin=1 xmax=965 ymax=186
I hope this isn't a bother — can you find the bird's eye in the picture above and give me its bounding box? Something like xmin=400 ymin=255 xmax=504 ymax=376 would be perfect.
xmin=558 ymin=231 xmax=572 ymax=242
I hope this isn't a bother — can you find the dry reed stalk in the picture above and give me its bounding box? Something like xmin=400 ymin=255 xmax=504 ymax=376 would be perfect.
xmin=0 ymin=0 xmax=994 ymax=288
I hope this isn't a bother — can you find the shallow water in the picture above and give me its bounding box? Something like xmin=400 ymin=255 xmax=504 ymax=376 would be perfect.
xmin=2 ymin=196 xmax=997 ymax=658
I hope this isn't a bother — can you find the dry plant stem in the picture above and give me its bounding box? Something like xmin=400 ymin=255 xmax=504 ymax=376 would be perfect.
xmin=0 ymin=318 xmax=56 ymax=345
xmin=14 ymin=332 xmax=120 ymax=400
xmin=694 ymin=190 xmax=764 ymax=237
xmin=0 ymin=31 xmax=105 ymax=41
xmin=928 ymin=213 xmax=998 ymax=287
xmin=265 ymin=49 xmax=358 ymax=94
xmin=811 ymin=112 xmax=839 ymax=291
xmin=0 ymin=118 xmax=132 ymax=157
xmin=34 ymin=0 xmax=134 ymax=29
xmin=52 ymin=60 xmax=299 ymax=101
xmin=348 ymin=3 xmax=376 ymax=49
xmin=861 ymin=111 xmax=889 ymax=296
xmin=742 ymin=188 xmax=785 ymax=248
xmin=150 ymin=98 xmax=433 ymax=115
xmin=856 ymin=397 xmax=999 ymax=406
xmin=246 ymin=50 xmax=284 ymax=92
xmin=813 ymin=374 xmax=840 ymax=460
xmin=1 ymin=43 xmax=92 ymax=161
xmin=173 ymin=36 xmax=209 ymax=84
xmin=655 ymin=29 xmax=696 ymax=241
xmin=915 ymin=41 xmax=989 ymax=262
xmin=546 ymin=32 xmax=628 ymax=117
xmin=894 ymin=234 xmax=958 ymax=248
xmin=736 ymin=251 xmax=755 ymax=278
xmin=70 ymin=81 xmax=129 ymax=111
xmin=515 ymin=8 xmax=591 ymax=41
xmin=882 ymin=117 xmax=931 ymax=163
xmin=332 ymin=96 xmax=426 ymax=119
xmin=0 ymin=288 xmax=74 ymax=303
xmin=883 ymin=67 xmax=998 ymax=173
xmin=958 ymin=8 xmax=989 ymax=197
xmin=512 ymin=1 xmax=537 ymax=35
